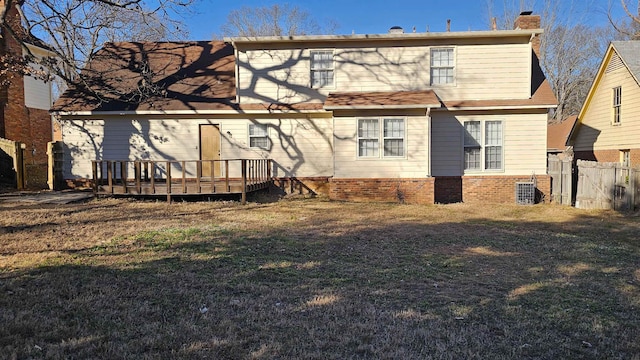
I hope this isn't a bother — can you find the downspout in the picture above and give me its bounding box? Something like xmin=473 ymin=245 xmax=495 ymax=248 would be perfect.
xmin=233 ymin=43 xmax=240 ymax=104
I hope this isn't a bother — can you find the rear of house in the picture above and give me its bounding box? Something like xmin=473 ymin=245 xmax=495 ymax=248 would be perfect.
xmin=53 ymin=12 xmax=556 ymax=204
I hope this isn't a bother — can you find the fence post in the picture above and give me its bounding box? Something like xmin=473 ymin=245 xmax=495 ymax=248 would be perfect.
xmin=630 ymin=168 xmax=636 ymax=210
xmin=14 ymin=142 xmax=25 ymax=190
xmin=241 ymin=159 xmax=247 ymax=205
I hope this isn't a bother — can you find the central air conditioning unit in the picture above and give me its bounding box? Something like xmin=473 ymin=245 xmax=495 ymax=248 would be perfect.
xmin=515 ymin=182 xmax=535 ymax=205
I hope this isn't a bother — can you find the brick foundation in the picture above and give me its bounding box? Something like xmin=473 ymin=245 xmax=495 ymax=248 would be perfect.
xmin=460 ymin=175 xmax=551 ymax=204
xmin=329 ymin=178 xmax=435 ymax=204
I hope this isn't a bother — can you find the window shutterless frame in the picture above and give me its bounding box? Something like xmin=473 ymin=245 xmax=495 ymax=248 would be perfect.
xmin=310 ymin=50 xmax=335 ymax=88
xmin=430 ymin=47 xmax=456 ymax=86
xmin=613 ymin=86 xmax=622 ymax=125
xmin=462 ymin=120 xmax=503 ymax=172
xmin=357 ymin=117 xmax=406 ymax=159
xmin=248 ymin=123 xmax=269 ymax=149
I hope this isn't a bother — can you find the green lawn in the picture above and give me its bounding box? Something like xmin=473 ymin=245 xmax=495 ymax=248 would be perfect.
xmin=0 ymin=197 xmax=638 ymax=359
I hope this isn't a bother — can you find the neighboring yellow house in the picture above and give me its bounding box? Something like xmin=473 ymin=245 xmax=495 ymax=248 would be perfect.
xmin=570 ymin=41 xmax=640 ymax=167
xmin=52 ymin=12 xmax=557 ymax=204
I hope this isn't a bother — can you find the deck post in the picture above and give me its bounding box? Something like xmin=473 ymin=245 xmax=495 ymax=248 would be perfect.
xmin=196 ymin=161 xmax=201 ymax=193
xmin=241 ymin=159 xmax=247 ymax=204
xmin=92 ymin=161 xmax=98 ymax=194
xmin=214 ymin=160 xmax=216 ymax=194
xmin=225 ymin=160 xmax=230 ymax=192
xmin=107 ymin=161 xmax=113 ymax=194
xmin=267 ymin=159 xmax=272 ymax=179
xmin=181 ymin=161 xmax=186 ymax=194
xmin=150 ymin=161 xmax=155 ymax=194
xmin=120 ymin=161 xmax=127 ymax=194
xmin=135 ymin=161 xmax=142 ymax=194
xmin=166 ymin=161 xmax=172 ymax=202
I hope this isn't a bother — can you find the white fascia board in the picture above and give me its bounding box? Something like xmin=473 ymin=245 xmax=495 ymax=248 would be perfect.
xmin=226 ymin=29 xmax=542 ymax=45
xmin=51 ymin=109 xmax=330 ymax=117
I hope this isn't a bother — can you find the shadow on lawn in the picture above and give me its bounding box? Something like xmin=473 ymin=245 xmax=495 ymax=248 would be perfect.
xmin=1 ymin=212 xmax=639 ymax=359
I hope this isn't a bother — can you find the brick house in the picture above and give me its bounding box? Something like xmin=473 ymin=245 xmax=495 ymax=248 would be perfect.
xmin=52 ymin=12 xmax=557 ymax=204
xmin=0 ymin=0 xmax=55 ymax=188
xmin=570 ymin=41 xmax=640 ymax=167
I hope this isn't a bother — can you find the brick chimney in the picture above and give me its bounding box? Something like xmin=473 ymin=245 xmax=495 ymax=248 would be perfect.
xmin=514 ymin=11 xmax=541 ymax=58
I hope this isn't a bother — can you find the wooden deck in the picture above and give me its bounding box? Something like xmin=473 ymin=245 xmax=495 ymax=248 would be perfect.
xmin=92 ymin=159 xmax=272 ymax=203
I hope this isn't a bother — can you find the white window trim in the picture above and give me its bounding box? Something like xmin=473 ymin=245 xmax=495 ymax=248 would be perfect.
xmin=356 ymin=117 xmax=407 ymax=160
xmin=613 ymin=86 xmax=622 ymax=125
xmin=310 ymin=49 xmax=336 ymax=89
xmin=430 ymin=47 xmax=456 ymax=87
xmin=462 ymin=120 xmax=504 ymax=173
xmin=248 ymin=123 xmax=270 ymax=149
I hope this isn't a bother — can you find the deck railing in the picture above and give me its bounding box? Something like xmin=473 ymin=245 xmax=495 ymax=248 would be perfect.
xmin=91 ymin=159 xmax=272 ymax=203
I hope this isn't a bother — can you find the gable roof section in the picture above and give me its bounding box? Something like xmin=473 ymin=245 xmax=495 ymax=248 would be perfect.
xmin=52 ymin=41 xmax=237 ymax=112
xmin=612 ymin=41 xmax=640 ymax=84
xmin=576 ymin=41 xmax=640 ymax=126
xmin=324 ymin=90 xmax=441 ymax=110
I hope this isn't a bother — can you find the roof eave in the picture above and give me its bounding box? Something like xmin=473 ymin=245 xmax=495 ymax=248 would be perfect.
xmin=324 ymin=103 xmax=441 ymax=110
xmin=226 ymin=29 xmax=543 ymax=45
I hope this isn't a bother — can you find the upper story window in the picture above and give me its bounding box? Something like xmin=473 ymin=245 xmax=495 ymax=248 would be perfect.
xmin=357 ymin=118 xmax=405 ymax=158
xmin=248 ymin=124 xmax=269 ymax=149
xmin=463 ymin=120 xmax=503 ymax=172
xmin=311 ymin=50 xmax=334 ymax=88
xmin=430 ymin=47 xmax=455 ymax=85
xmin=613 ymin=86 xmax=622 ymax=125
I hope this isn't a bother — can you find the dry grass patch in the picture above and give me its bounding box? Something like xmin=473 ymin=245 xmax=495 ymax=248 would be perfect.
xmin=0 ymin=198 xmax=639 ymax=359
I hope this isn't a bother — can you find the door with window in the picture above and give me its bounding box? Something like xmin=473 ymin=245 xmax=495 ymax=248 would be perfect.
xmin=199 ymin=124 xmax=221 ymax=178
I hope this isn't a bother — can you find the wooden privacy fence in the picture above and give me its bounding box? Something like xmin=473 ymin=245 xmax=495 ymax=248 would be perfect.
xmin=47 ymin=141 xmax=65 ymax=190
xmin=575 ymin=160 xmax=640 ymax=210
xmin=92 ymin=159 xmax=272 ymax=203
xmin=0 ymin=137 xmax=25 ymax=190
xmin=548 ymin=154 xmax=573 ymax=205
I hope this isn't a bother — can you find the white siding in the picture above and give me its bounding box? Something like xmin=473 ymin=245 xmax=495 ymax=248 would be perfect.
xmin=61 ymin=116 xmax=333 ymax=179
xmin=574 ymin=55 xmax=640 ymax=151
xmin=431 ymin=112 xmax=547 ymax=176
xmin=24 ymin=64 xmax=52 ymax=110
xmin=333 ymin=114 xmax=429 ymax=178
xmin=23 ymin=47 xmax=53 ymax=110
xmin=237 ymin=43 xmax=531 ymax=104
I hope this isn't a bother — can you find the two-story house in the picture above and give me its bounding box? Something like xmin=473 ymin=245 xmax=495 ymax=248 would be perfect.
xmin=569 ymin=41 xmax=640 ymax=167
xmin=52 ymin=12 xmax=557 ymax=204
xmin=0 ymin=0 xmax=55 ymax=188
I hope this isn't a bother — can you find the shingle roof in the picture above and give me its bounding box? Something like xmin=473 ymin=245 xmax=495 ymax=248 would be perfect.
xmin=324 ymin=90 xmax=441 ymax=110
xmin=611 ymin=41 xmax=640 ymax=83
xmin=547 ymin=115 xmax=577 ymax=151
xmin=52 ymin=41 xmax=237 ymax=112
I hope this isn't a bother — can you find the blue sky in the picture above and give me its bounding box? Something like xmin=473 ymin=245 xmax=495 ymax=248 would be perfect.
xmin=187 ymin=0 xmax=626 ymax=40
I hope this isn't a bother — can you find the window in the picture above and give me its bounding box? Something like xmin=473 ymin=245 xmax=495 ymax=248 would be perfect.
xmin=248 ymin=124 xmax=269 ymax=149
xmin=358 ymin=118 xmax=405 ymax=158
xmin=613 ymin=86 xmax=622 ymax=124
xmin=463 ymin=120 xmax=503 ymax=171
xmin=621 ymin=150 xmax=630 ymax=167
xmin=311 ymin=50 xmax=334 ymax=88
xmin=430 ymin=48 xmax=455 ymax=85
xmin=383 ymin=119 xmax=405 ymax=157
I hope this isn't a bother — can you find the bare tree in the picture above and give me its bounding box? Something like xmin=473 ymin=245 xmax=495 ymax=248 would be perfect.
xmin=1 ymin=0 xmax=194 ymax=102
xmin=220 ymin=4 xmax=337 ymax=38
xmin=486 ymin=0 xmax=612 ymax=122
xmin=608 ymin=0 xmax=640 ymax=39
